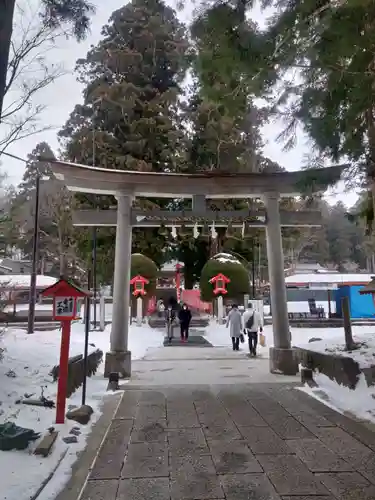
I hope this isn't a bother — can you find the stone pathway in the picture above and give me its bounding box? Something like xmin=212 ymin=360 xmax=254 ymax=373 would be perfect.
xmin=80 ymin=383 xmax=375 ymax=500
xmin=129 ymin=344 xmax=300 ymax=386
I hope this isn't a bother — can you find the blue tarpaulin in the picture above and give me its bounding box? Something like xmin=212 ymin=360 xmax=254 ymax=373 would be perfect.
xmin=335 ymin=285 xmax=375 ymax=318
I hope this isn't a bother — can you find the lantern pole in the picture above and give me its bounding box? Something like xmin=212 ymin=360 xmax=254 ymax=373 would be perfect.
xmin=175 ymin=263 xmax=181 ymax=303
xmin=82 ymin=270 xmax=91 ymax=406
xmin=92 ymin=226 xmax=97 ymax=329
xmin=56 ymin=319 xmax=72 ymax=424
xmin=252 ymin=239 xmax=256 ymax=299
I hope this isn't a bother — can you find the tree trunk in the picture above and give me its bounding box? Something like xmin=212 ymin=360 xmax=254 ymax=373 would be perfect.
xmin=59 ymin=253 xmax=66 ymax=278
xmin=183 ymin=266 xmax=195 ymax=290
xmin=366 ymin=106 xmax=375 ymax=233
xmin=0 ymin=0 xmax=16 ymax=122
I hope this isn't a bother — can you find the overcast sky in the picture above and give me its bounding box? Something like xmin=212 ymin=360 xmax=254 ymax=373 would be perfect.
xmin=1 ymin=0 xmax=357 ymax=206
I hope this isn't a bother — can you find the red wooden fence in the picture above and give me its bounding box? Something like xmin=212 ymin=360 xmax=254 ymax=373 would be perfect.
xmin=181 ymin=289 xmax=212 ymax=314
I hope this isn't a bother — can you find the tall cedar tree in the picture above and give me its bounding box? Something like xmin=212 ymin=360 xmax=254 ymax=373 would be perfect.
xmin=176 ymin=70 xmax=286 ymax=286
xmin=0 ymin=0 xmax=94 ymax=121
xmin=59 ymin=0 xmax=189 ymax=282
xmin=191 ymin=0 xmax=375 ymax=223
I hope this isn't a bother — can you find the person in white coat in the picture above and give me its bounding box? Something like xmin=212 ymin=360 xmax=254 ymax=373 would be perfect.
xmin=226 ymin=304 xmax=243 ymax=351
xmin=243 ymin=303 xmax=263 ymax=356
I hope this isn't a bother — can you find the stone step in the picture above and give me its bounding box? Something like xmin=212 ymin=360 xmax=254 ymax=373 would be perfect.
xmin=149 ymin=318 xmax=209 ymax=328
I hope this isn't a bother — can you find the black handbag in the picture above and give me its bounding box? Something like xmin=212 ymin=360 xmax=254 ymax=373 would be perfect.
xmin=240 ymin=333 xmax=245 ymax=343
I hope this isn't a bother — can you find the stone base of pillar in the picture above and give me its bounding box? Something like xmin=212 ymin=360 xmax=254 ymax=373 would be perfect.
xmin=104 ymin=351 xmax=131 ymax=379
xmin=269 ymin=347 xmax=299 ymax=376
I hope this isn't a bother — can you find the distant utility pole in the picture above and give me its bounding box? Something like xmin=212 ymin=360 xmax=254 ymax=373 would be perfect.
xmin=27 ymin=173 xmax=40 ymax=334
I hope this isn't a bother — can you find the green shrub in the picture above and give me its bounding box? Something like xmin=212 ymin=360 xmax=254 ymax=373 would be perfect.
xmin=130 ymin=253 xmax=158 ymax=296
xmin=199 ymin=253 xmax=250 ymax=301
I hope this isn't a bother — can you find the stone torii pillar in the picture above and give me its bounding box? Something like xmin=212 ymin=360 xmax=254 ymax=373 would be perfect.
xmin=104 ymin=193 xmax=133 ymax=378
xmin=264 ymin=192 xmax=298 ymax=375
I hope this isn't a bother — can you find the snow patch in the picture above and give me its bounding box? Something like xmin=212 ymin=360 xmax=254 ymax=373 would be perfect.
xmin=0 ymin=275 xmax=57 ymax=289
xmin=295 ymin=328 xmax=375 ymax=368
xmin=212 ymin=253 xmax=242 ymax=265
xmin=0 ymin=322 xmax=164 ymax=500
xmin=301 ymin=372 xmax=375 ymax=424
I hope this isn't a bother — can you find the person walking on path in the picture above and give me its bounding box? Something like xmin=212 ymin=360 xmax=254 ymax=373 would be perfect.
xmin=157 ymin=299 xmax=165 ymax=318
xmin=243 ymin=302 xmax=263 ymax=356
xmin=226 ymin=303 xmax=243 ymax=351
xmin=165 ymin=304 xmax=176 ymax=344
xmin=178 ymin=303 xmax=192 ymax=342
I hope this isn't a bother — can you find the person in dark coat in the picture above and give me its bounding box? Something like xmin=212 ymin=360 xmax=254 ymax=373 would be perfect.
xmin=165 ymin=305 xmax=176 ymax=343
xmin=178 ymin=303 xmax=192 ymax=342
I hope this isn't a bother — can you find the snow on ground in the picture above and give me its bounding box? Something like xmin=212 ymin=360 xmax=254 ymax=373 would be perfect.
xmin=204 ymin=318 xmax=375 ymax=425
xmin=203 ymin=320 xmax=375 ymax=355
xmin=294 ymin=325 xmax=375 ymax=425
xmin=0 ymin=275 xmax=57 ymax=288
xmin=0 ymin=321 xmax=164 ymax=500
xmin=300 ymin=373 xmax=375 ymax=424
xmin=295 ymin=326 xmax=375 ymax=368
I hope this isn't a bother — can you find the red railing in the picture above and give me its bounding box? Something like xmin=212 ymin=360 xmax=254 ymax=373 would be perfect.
xmin=181 ymin=289 xmax=212 ymax=313
xmin=147 ymin=296 xmax=157 ymax=315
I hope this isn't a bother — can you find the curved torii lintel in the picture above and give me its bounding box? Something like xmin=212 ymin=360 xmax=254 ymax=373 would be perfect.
xmin=46 ymin=159 xmax=346 ymax=198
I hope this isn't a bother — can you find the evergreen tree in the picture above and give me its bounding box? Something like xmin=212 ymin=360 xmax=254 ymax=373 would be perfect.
xmin=1 ymin=0 xmax=94 ymax=121
xmin=10 ymin=142 xmax=78 ymax=276
xmin=191 ymin=0 xmax=372 ymax=225
xmin=19 ymin=142 xmax=55 ymax=193
xmin=59 ymin=0 xmax=189 ymax=278
xmin=174 ymin=66 xmax=284 ymax=285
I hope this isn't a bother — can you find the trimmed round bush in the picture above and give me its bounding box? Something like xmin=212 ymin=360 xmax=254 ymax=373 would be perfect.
xmin=199 ymin=253 xmax=250 ymax=301
xmin=130 ymin=253 xmax=158 ymax=296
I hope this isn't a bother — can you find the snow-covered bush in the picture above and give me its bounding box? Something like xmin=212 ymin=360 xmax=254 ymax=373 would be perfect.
xmin=200 ymin=253 xmax=250 ymax=301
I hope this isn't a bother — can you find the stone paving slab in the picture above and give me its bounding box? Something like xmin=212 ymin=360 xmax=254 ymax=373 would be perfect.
xmin=130 ymin=422 xmax=167 ymax=443
xmin=219 ymin=473 xmax=281 ymax=500
xmin=265 ymin=416 xmax=315 ymax=440
xmin=240 ymin=426 xmax=295 ymax=454
xmin=286 ymin=438 xmax=353 ymax=472
xmin=210 ymin=439 xmax=263 ymax=474
xmin=256 ymin=454 xmax=329 ymax=496
xmin=168 ymin=427 xmax=210 ymax=455
xmin=117 ymin=478 xmax=170 ymax=500
xmin=121 ymin=442 xmax=169 ymax=478
xmin=313 ymin=426 xmax=375 ymax=471
xmin=281 ymin=497 xmax=334 ymax=500
xmin=315 ymin=471 xmax=375 ymax=500
xmin=79 ymin=384 xmax=375 ymax=500
xmin=89 ymin=420 xmax=133 ymax=480
xmin=80 ymin=479 xmax=118 ymax=500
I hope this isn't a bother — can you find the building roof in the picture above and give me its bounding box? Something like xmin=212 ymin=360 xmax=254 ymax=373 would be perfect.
xmin=0 ymin=274 xmax=57 ymax=288
xmin=285 ymin=273 xmax=374 ymax=287
xmin=160 ymin=261 xmax=184 ymax=272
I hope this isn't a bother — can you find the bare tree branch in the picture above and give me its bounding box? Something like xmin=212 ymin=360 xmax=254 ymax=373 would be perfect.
xmin=0 ymin=0 xmax=71 ymax=157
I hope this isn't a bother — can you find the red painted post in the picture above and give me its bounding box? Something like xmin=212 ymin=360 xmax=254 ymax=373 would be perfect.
xmin=176 ymin=264 xmax=181 ymax=303
xmin=56 ymin=320 xmax=72 ymax=424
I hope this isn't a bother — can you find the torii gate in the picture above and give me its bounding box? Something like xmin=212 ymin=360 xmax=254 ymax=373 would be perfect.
xmin=47 ymin=160 xmax=345 ymax=378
